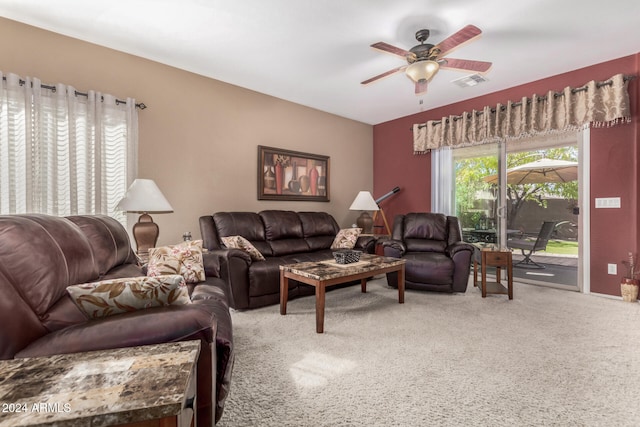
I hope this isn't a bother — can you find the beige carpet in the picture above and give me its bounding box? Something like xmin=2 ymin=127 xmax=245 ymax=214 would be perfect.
xmin=218 ymin=277 xmax=640 ymax=427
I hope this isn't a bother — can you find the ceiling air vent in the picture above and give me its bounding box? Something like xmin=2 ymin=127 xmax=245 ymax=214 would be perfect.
xmin=451 ymin=73 xmax=488 ymax=88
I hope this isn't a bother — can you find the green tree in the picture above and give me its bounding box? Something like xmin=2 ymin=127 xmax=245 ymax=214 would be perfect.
xmin=455 ymin=146 xmax=578 ymax=230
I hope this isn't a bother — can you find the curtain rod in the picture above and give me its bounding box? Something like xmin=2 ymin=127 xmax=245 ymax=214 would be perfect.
xmin=410 ymin=74 xmax=636 ymax=130
xmin=1 ymin=76 xmax=147 ymax=110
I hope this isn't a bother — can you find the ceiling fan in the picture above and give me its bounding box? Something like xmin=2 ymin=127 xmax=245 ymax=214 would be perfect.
xmin=361 ymin=24 xmax=492 ymax=95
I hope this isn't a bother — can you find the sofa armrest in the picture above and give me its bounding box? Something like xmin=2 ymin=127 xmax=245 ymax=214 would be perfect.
xmin=209 ymin=248 xmax=252 ymax=310
xmin=202 ymin=251 xmax=222 ymax=278
xmin=17 ymin=304 xmax=217 ymax=357
xmin=199 ymin=215 xmax=222 ymax=251
xmin=446 ymin=241 xmax=475 ymax=258
xmin=355 ymin=235 xmax=376 ymax=253
xmin=447 ymin=242 xmax=474 ymax=292
xmin=382 ymin=239 xmax=406 ymax=258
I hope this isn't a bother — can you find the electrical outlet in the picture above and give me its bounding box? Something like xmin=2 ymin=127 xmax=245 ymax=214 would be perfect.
xmin=608 ymin=264 xmax=617 ymax=275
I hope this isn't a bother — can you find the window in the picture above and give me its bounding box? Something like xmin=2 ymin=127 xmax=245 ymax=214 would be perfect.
xmin=0 ymin=72 xmax=138 ymax=223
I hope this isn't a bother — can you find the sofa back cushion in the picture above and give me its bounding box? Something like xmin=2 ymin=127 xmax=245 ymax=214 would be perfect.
xmin=259 ymin=210 xmax=309 ymax=256
xmin=0 ymin=214 xmax=100 ymax=358
xmin=213 ymin=212 xmax=273 ymax=256
xmin=402 ymin=213 xmax=448 ymax=253
xmin=298 ymin=211 xmax=340 ymax=251
xmin=66 ymin=215 xmax=136 ymax=276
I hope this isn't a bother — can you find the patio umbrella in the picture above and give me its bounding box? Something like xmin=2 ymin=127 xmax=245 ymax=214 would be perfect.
xmin=483 ymin=158 xmax=578 ymax=185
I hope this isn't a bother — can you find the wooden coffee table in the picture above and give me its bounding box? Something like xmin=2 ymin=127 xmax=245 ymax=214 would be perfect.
xmin=279 ymin=254 xmax=406 ymax=333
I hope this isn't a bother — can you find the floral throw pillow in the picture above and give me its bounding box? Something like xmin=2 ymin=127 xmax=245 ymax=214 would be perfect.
xmin=221 ymin=235 xmax=265 ymax=261
xmin=67 ymin=274 xmax=191 ymax=319
xmin=147 ymin=240 xmax=206 ymax=283
xmin=331 ymin=228 xmax=362 ymax=249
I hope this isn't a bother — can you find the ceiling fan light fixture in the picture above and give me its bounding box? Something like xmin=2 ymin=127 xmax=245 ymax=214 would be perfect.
xmin=405 ymin=60 xmax=440 ymax=83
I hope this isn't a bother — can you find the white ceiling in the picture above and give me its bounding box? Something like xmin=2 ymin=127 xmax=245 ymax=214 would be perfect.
xmin=1 ymin=0 xmax=639 ymax=125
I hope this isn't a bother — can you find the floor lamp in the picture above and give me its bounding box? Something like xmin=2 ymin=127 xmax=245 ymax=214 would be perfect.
xmin=116 ymin=179 xmax=173 ymax=261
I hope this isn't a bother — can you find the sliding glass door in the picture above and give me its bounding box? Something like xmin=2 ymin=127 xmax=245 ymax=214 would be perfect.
xmin=448 ymin=142 xmax=507 ymax=247
xmin=440 ymin=133 xmax=580 ymax=289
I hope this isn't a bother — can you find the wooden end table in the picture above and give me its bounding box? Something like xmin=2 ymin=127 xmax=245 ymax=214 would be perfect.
xmin=474 ymin=249 xmax=513 ymax=299
xmin=280 ymin=254 xmax=405 ymax=333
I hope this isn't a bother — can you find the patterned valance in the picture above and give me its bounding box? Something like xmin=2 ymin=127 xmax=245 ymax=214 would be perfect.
xmin=413 ymin=73 xmax=633 ymax=154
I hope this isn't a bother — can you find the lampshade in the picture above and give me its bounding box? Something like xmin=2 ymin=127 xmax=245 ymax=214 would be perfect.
xmin=116 ymin=179 xmax=173 ymax=213
xmin=405 ymin=60 xmax=440 ymax=83
xmin=349 ymin=191 xmax=379 ymax=211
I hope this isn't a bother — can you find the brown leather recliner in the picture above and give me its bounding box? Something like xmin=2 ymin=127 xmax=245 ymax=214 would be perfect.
xmin=383 ymin=213 xmax=474 ymax=293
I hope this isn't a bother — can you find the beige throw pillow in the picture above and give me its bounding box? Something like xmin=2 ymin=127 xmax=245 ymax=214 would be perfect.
xmin=331 ymin=228 xmax=362 ymax=249
xmin=221 ymin=235 xmax=266 ymax=261
xmin=67 ymin=274 xmax=191 ymax=319
xmin=148 ymin=240 xmax=206 ymax=283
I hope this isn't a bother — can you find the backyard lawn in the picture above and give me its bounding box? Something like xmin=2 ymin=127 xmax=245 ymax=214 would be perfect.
xmin=540 ymin=239 xmax=578 ymax=255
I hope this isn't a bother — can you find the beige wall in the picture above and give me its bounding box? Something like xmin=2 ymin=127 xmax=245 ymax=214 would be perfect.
xmin=0 ymin=17 xmax=373 ymax=246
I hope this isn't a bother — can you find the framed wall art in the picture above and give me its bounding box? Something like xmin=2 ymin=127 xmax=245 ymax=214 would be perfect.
xmin=258 ymin=145 xmax=330 ymax=202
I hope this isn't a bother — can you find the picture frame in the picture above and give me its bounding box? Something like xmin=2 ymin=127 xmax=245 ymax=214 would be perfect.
xmin=258 ymin=145 xmax=330 ymax=202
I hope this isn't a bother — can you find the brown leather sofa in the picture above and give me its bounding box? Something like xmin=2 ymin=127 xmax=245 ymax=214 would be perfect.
xmin=0 ymin=214 xmax=233 ymax=426
xmin=383 ymin=213 xmax=474 ymax=293
xmin=199 ymin=210 xmax=376 ymax=310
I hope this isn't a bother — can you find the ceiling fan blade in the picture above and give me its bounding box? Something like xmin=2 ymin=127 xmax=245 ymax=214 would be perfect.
xmin=440 ymin=58 xmax=492 ymax=73
xmin=435 ymin=24 xmax=482 ymax=57
xmin=371 ymin=42 xmax=416 ymax=60
xmin=415 ymin=80 xmax=428 ymax=95
xmin=361 ymin=65 xmax=406 ymax=85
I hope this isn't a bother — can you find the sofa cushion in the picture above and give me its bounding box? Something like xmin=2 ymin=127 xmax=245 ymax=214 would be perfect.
xmin=260 ymin=210 xmax=310 ymax=256
xmin=0 ymin=215 xmax=99 ymax=319
xmin=404 ymin=213 xmax=448 ymax=240
xmin=213 ymin=212 xmax=272 ymax=256
xmin=260 ymin=210 xmax=304 ymax=240
xmin=248 ymin=258 xmax=289 ymax=297
xmin=331 ymin=228 xmax=362 ymax=249
xmin=16 ymin=302 xmax=217 ymax=358
xmin=404 ymin=238 xmax=447 ymax=253
xmin=66 ymin=215 xmax=136 ymax=275
xmin=404 ymin=252 xmax=454 ymax=286
xmin=67 ymin=275 xmax=191 ymax=319
xmin=148 ymin=240 xmax=206 ymax=283
xmin=299 ymin=211 xmax=339 ymax=251
xmin=221 ymin=236 xmax=265 ymax=261
xmin=403 ymin=213 xmax=448 ymax=253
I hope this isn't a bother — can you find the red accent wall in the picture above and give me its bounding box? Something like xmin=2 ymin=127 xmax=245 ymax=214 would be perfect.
xmin=374 ymin=54 xmax=640 ymax=296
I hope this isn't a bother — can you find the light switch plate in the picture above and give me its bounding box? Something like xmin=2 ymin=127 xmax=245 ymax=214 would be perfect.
xmin=595 ymin=197 xmax=621 ymax=208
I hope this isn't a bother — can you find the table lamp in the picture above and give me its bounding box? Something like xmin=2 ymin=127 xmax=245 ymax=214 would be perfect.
xmin=349 ymin=191 xmax=379 ymax=234
xmin=116 ymin=179 xmax=173 ymax=255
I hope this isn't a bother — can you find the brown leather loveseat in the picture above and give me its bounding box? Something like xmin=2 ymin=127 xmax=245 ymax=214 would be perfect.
xmin=0 ymin=214 xmax=233 ymax=426
xmin=383 ymin=212 xmax=474 ymax=293
xmin=199 ymin=210 xmax=376 ymax=310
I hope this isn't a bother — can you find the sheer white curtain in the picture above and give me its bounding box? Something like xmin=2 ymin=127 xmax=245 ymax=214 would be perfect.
xmin=430 ymin=146 xmax=454 ymax=215
xmin=0 ymin=72 xmax=138 ymax=223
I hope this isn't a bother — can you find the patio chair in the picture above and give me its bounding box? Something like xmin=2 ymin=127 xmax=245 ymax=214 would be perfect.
xmin=507 ymin=221 xmax=557 ymax=268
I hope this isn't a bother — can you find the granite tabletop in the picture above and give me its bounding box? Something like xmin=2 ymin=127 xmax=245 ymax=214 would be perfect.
xmin=0 ymin=341 xmax=200 ymax=427
xmin=280 ymin=253 xmax=405 ymax=281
